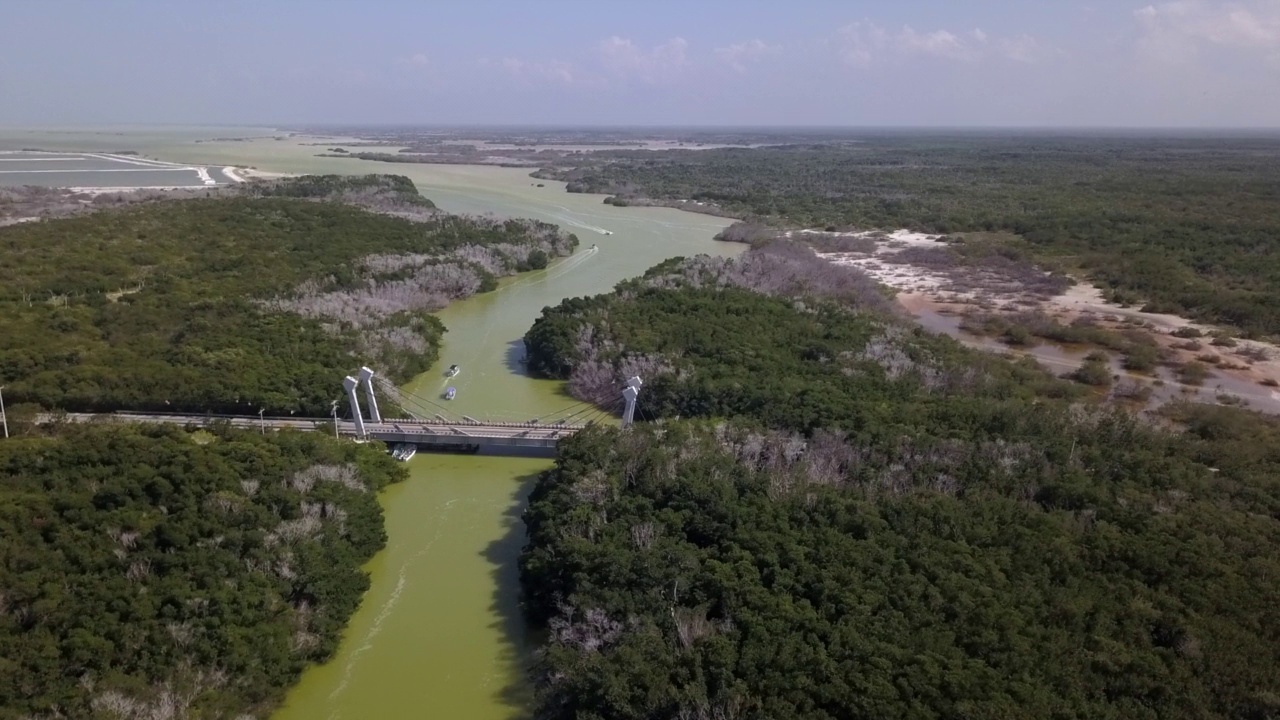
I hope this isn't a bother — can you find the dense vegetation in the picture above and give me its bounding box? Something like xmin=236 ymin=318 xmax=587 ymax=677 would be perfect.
xmin=535 ymin=135 xmax=1280 ymax=336
xmin=525 ymin=243 xmax=1077 ymax=426
xmin=234 ymin=173 xmax=432 ymax=207
xmin=0 ymin=424 xmax=406 ymax=719
xmin=0 ymin=171 xmax=439 ymax=225
xmin=0 ymin=175 xmax=575 ymax=415
xmin=519 ymin=253 xmax=1280 ymax=719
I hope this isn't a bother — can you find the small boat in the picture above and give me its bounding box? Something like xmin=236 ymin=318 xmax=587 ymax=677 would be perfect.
xmin=445 ymin=386 xmax=456 ymax=401
xmin=601 ymin=230 xmax=613 ymax=236
xmin=391 ymin=443 xmax=417 ymax=462
xmin=445 ymin=364 xmax=460 ymax=378
xmin=591 ymin=243 xmax=598 ymax=250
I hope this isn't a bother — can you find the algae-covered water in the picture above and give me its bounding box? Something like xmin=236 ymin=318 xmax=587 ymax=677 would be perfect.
xmin=5 ymin=129 xmax=741 ymax=719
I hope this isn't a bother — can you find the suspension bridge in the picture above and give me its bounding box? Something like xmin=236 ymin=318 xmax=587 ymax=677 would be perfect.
xmin=53 ymin=367 xmax=645 ymax=458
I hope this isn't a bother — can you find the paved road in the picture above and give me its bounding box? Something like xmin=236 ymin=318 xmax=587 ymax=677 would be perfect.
xmin=52 ymin=412 xmax=585 ymax=443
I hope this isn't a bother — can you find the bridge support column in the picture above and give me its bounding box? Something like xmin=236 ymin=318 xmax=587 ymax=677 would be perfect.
xmin=359 ymin=366 xmax=381 ymax=424
xmin=343 ymin=376 xmax=366 ymax=438
xmin=621 ymin=376 xmax=643 ymax=428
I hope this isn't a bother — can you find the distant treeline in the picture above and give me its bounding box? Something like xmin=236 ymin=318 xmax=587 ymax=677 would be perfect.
xmin=535 ymin=136 xmax=1280 ymax=337
xmin=316 ymin=151 xmax=540 ymax=168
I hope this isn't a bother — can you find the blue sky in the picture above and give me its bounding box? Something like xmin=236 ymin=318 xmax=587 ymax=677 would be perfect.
xmin=1 ymin=0 xmax=1278 ymax=127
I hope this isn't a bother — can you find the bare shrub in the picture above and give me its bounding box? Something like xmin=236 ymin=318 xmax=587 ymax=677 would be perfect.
xmin=630 ymin=521 xmax=661 ymax=550
xmin=166 ymin=622 xmax=194 ymax=648
xmin=289 ymin=464 xmax=365 ymax=493
xmin=89 ymin=665 xmax=227 ymax=720
xmin=713 ymin=221 xmax=779 ymax=245
xmin=264 ymin=515 xmax=322 ymax=547
xmin=1111 ymin=380 xmax=1154 ymax=402
xmin=882 ymin=246 xmax=960 ymax=269
xmin=645 ymin=241 xmax=893 ymax=314
xmin=571 ymin=470 xmax=613 ymax=507
xmin=567 ymin=320 xmax=675 ymax=407
xmin=126 ymin=560 xmax=151 ymax=582
xmin=549 ymin=603 xmax=624 ymax=655
xmin=857 ymin=327 xmax=928 ymax=380
xmin=806 ymin=233 xmax=879 ymax=254
xmin=1236 ymin=345 xmax=1274 ymax=363
xmin=879 ymin=244 xmax=1070 ymax=299
xmin=674 ymin=606 xmax=717 ymax=649
xmin=261 ymin=216 xmax=575 ymax=378
xmin=804 ymin=429 xmax=857 ymax=486
xmin=265 ymin=263 xmax=484 ymax=327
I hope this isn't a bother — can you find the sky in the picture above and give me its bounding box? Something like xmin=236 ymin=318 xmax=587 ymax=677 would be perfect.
xmin=1 ymin=0 xmax=1278 ymax=127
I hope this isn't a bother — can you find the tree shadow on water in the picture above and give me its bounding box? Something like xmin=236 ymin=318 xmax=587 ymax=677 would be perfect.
xmin=504 ymin=338 xmax=581 ymax=404
xmin=483 ymin=469 xmax=544 ymax=719
xmin=504 ymin=338 xmax=530 ymax=376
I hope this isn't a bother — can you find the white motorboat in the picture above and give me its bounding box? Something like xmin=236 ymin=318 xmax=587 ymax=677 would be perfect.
xmin=391 ymin=443 xmax=417 ymax=462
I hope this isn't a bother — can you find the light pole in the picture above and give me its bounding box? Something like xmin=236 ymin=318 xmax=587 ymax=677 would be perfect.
xmin=330 ymin=400 xmax=340 ymax=440
xmin=258 ymin=407 xmax=265 ymax=435
xmin=0 ymin=386 xmax=8 ymax=439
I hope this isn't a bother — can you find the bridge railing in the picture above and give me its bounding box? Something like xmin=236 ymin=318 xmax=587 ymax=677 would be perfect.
xmin=379 ymin=416 xmax=590 ymax=430
xmin=104 ymin=410 xmax=589 ymax=430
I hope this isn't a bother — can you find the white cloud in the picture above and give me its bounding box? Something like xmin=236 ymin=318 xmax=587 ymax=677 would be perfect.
xmin=897 ymin=27 xmax=980 ymax=61
xmin=481 ymin=57 xmax=577 ymax=86
xmin=836 ymin=21 xmax=1043 ymax=66
xmin=598 ymin=36 xmax=689 ymax=82
xmin=1136 ymin=1 xmax=1280 ymax=63
xmin=836 ymin=22 xmax=890 ymax=67
xmin=394 ymin=53 xmax=430 ymax=70
xmin=999 ymin=34 xmax=1047 ymax=63
xmin=714 ymin=39 xmax=782 ymax=73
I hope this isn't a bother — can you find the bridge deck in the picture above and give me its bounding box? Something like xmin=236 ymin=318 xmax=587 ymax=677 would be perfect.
xmin=53 ymin=413 xmax=589 ymax=455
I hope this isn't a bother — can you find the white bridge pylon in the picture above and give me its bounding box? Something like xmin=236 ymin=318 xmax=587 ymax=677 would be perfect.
xmin=358 ymin=366 xmax=381 ymax=423
xmin=622 ymin=376 xmax=643 ymax=428
xmin=342 ymin=375 xmax=366 ymax=438
xmin=344 ymin=367 xmax=384 ymax=437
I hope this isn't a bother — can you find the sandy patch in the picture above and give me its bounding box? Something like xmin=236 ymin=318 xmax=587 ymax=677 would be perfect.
xmin=237 ymin=168 xmax=295 ymax=181
xmin=0 ymin=216 xmax=41 ymax=227
xmin=62 ymin=186 xmax=201 ymax=194
xmin=806 ymin=227 xmax=1280 ymax=412
xmin=809 ymin=230 xmax=955 ymax=295
xmin=811 ymin=229 xmax=1063 ymax=308
xmin=1045 ymin=285 xmax=1280 ymax=393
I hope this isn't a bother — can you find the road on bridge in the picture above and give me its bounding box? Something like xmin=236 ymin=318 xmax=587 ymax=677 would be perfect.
xmin=48 ymin=412 xmax=589 ymax=453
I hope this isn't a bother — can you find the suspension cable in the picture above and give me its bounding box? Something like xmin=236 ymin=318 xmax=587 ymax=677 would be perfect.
xmin=534 ymin=400 xmax=591 ymax=422
xmin=376 ymin=378 xmax=457 ymax=421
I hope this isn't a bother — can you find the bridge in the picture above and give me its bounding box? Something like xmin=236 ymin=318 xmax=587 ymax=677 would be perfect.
xmin=49 ymin=367 xmax=645 ymax=458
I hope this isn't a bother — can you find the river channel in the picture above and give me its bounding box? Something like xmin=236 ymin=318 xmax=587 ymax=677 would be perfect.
xmin=9 ymin=126 xmax=1273 ymax=714
xmin=119 ymin=133 xmax=743 ymax=718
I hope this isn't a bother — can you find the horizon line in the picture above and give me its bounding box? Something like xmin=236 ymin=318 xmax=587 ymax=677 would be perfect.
xmin=4 ymin=122 xmax=1280 ymax=134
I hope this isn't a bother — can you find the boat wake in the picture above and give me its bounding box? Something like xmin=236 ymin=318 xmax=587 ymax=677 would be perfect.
xmin=324 ymin=508 xmax=453 ymax=718
xmin=549 ymin=206 xmax=612 ymax=235
xmin=543 ymin=245 xmax=598 ymax=280
xmin=490 ymin=245 xmax=597 ymax=297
